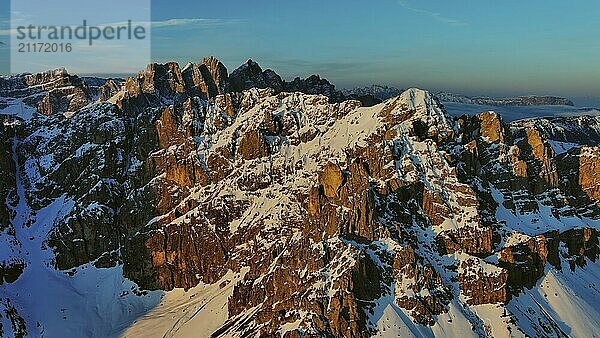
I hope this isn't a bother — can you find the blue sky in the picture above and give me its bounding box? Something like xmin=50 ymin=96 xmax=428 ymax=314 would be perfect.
xmin=2 ymin=0 xmax=600 ymax=104
xmin=149 ymin=0 xmax=600 ymax=104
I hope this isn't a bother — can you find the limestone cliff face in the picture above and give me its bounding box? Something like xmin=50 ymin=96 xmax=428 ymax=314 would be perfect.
xmin=2 ymin=59 xmax=600 ymax=337
xmin=556 ymin=146 xmax=600 ymax=217
xmin=458 ymin=256 xmax=508 ymax=305
xmin=393 ymin=245 xmax=453 ymax=325
xmin=181 ymin=56 xmax=230 ymax=99
xmin=578 ymin=147 xmax=600 ymax=203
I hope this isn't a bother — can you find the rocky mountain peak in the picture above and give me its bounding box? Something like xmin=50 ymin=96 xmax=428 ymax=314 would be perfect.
xmin=113 ymin=58 xmax=231 ymax=110
xmin=229 ymin=58 xmax=284 ymax=92
xmin=24 ymin=67 xmax=73 ymax=88
xmin=141 ymin=62 xmax=186 ymax=95
xmin=199 ymin=55 xmax=230 ymax=95
xmin=379 ymin=88 xmax=455 ymax=142
xmin=94 ymin=57 xmax=370 ymax=108
xmin=475 ymin=111 xmax=505 ymax=143
xmin=243 ymin=58 xmax=260 ymax=70
xmin=200 ymin=55 xmax=225 ymax=68
xmin=226 ymin=59 xmax=351 ymax=102
xmin=286 ymin=74 xmax=338 ymax=98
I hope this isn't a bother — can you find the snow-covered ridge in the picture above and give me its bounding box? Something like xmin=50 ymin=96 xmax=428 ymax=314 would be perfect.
xmin=510 ymin=114 xmax=600 ymax=146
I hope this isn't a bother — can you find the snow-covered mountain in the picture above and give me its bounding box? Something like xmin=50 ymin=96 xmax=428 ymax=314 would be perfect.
xmin=2 ymin=57 xmax=600 ymax=337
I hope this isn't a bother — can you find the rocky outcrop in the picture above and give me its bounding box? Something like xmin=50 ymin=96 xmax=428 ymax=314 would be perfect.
xmin=94 ymin=79 xmax=122 ymax=102
xmin=556 ymin=228 xmax=600 ymax=271
xmin=393 ymin=245 xmax=453 ymax=325
xmin=578 ymin=147 xmax=600 ymax=203
xmin=476 ymin=111 xmax=505 ymax=143
xmin=226 ymin=237 xmax=382 ymax=338
xmin=458 ymin=257 xmax=508 ymax=305
xmin=29 ymin=69 xmax=92 ymax=115
xmin=181 ymin=56 xmax=230 ymax=99
xmin=237 ymin=129 xmax=270 ymax=161
xmin=0 ymin=261 xmax=24 ymax=285
xmin=318 ymin=162 xmax=344 ymax=199
xmin=199 ymin=56 xmax=230 ymax=96
xmin=498 ymin=235 xmax=548 ymax=293
xmin=286 ymin=74 xmax=342 ymax=101
xmin=556 ymin=146 xmax=600 ymax=217
xmin=309 ymin=159 xmax=380 ymax=241
xmin=436 ymin=225 xmax=493 ymax=256
xmin=140 ymin=62 xmax=186 ymax=97
xmin=0 ymin=299 xmax=27 ymax=338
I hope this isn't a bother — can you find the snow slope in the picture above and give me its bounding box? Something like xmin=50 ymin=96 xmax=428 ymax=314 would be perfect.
xmin=509 ymin=259 xmax=600 ymax=338
xmin=0 ymin=134 xmax=161 ymax=338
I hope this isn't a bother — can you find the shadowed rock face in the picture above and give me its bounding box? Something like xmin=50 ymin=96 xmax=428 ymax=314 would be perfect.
xmin=2 ymin=59 xmax=600 ymax=337
xmin=0 ymin=118 xmax=27 ymax=337
xmin=0 ymin=118 xmax=16 ymax=231
xmin=498 ymin=235 xmax=548 ymax=294
xmin=229 ymin=59 xmax=284 ymax=93
xmin=229 ymin=59 xmax=347 ymax=102
xmin=0 ymin=118 xmax=24 ymax=284
xmin=181 ymin=56 xmax=230 ymax=99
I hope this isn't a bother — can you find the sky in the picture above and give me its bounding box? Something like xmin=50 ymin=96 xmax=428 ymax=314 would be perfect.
xmin=4 ymin=0 xmax=152 ymax=75
xmin=2 ymin=0 xmax=600 ymax=105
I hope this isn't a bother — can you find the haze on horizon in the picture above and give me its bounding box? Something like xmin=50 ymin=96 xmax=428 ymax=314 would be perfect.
xmin=1 ymin=0 xmax=599 ymax=105
xmin=151 ymin=0 xmax=600 ymax=106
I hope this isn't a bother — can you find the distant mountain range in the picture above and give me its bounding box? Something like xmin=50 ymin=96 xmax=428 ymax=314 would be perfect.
xmin=341 ymin=85 xmax=404 ymax=101
xmin=342 ymin=85 xmax=575 ymax=107
xmin=436 ymin=91 xmax=574 ymax=106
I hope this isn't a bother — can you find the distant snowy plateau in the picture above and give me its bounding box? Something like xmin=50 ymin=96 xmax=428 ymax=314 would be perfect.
xmin=1 ymin=58 xmax=600 ymax=337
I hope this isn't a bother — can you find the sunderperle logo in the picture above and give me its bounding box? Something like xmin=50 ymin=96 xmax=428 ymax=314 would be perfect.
xmin=16 ymin=20 xmax=147 ymax=46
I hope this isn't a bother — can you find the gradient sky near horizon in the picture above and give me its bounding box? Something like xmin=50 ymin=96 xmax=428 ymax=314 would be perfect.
xmin=2 ymin=0 xmax=600 ymax=104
